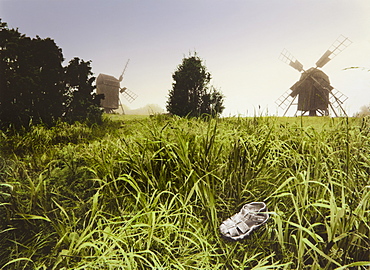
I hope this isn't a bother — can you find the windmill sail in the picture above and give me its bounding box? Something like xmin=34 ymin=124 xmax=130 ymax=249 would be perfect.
xmin=119 ymin=59 xmax=130 ymax=81
xmin=329 ymin=88 xmax=348 ymax=107
xmin=275 ymin=89 xmax=294 ymax=111
xmin=329 ymin=89 xmax=348 ymax=116
xmin=275 ymin=89 xmax=298 ymax=116
xmin=316 ymin=35 xmax=352 ymax=68
xmin=279 ymin=49 xmax=304 ymax=72
xmin=120 ymin=87 xmax=138 ymax=103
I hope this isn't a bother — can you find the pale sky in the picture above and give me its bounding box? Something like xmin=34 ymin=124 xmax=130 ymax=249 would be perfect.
xmin=1 ymin=0 xmax=370 ymax=116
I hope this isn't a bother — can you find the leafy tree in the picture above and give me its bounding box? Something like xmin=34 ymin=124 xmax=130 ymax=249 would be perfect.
xmin=0 ymin=19 xmax=103 ymax=129
xmin=64 ymin=57 xmax=103 ymax=124
xmin=0 ymin=20 xmax=66 ymax=128
xmin=167 ymin=53 xmax=224 ymax=117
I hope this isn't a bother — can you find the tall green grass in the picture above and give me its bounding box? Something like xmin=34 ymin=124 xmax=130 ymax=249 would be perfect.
xmin=0 ymin=115 xmax=369 ymax=269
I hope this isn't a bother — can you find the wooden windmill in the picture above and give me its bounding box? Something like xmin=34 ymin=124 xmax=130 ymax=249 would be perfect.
xmin=275 ymin=35 xmax=351 ymax=116
xmin=96 ymin=59 xmax=138 ymax=113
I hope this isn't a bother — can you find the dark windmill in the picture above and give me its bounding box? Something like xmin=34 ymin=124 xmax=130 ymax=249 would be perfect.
xmin=276 ymin=35 xmax=351 ymax=116
xmin=96 ymin=59 xmax=138 ymax=113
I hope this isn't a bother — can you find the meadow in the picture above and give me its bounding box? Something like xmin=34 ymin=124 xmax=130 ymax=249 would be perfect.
xmin=0 ymin=115 xmax=369 ymax=269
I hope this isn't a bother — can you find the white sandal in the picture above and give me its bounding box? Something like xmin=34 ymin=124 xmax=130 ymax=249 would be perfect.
xmin=220 ymin=202 xmax=269 ymax=240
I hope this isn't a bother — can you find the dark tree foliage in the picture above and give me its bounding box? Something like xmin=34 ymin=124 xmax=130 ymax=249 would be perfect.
xmin=0 ymin=21 xmax=66 ymax=128
xmin=64 ymin=58 xmax=103 ymax=124
xmin=166 ymin=53 xmax=225 ymax=117
xmin=0 ymin=19 xmax=103 ymax=129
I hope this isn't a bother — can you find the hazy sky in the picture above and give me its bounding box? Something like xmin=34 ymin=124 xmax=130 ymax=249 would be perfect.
xmin=1 ymin=0 xmax=370 ymax=116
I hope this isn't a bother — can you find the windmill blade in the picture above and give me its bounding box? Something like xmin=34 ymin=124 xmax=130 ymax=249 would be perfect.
xmin=120 ymin=87 xmax=138 ymax=103
xmin=329 ymin=88 xmax=348 ymax=116
xmin=279 ymin=48 xmax=304 ymax=72
xmin=316 ymin=35 xmax=352 ymax=68
xmin=329 ymin=88 xmax=348 ymax=107
xmin=119 ymin=59 xmax=130 ymax=82
xmin=275 ymin=89 xmax=299 ymax=116
xmin=275 ymin=89 xmax=293 ymax=110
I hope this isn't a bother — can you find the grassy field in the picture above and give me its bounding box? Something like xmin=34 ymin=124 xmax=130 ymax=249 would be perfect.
xmin=0 ymin=115 xmax=369 ymax=269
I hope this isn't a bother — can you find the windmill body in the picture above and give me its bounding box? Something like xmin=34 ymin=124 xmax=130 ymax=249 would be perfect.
xmin=96 ymin=73 xmax=120 ymax=113
xmin=96 ymin=59 xmax=138 ymax=114
xmin=276 ymin=35 xmax=351 ymax=117
xmin=290 ymin=67 xmax=333 ymax=116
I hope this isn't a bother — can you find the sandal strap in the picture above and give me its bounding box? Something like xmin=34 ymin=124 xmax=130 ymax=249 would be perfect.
xmin=236 ymin=220 xmax=250 ymax=234
xmin=222 ymin=213 xmax=269 ymax=237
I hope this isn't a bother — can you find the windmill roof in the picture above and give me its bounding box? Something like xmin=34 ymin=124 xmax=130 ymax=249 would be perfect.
xmin=96 ymin=73 xmax=120 ymax=88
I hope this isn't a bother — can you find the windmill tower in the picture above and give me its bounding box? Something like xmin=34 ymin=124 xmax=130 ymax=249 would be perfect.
xmin=96 ymin=59 xmax=138 ymax=113
xmin=276 ymin=35 xmax=351 ymax=117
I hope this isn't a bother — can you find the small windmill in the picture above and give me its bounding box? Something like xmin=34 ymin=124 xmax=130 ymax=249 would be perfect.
xmin=96 ymin=59 xmax=138 ymax=114
xmin=276 ymin=35 xmax=351 ymax=117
